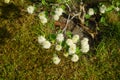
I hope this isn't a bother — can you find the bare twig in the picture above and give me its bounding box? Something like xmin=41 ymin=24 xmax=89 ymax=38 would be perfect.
xmin=62 ymin=14 xmax=70 ymax=33
xmin=78 ymin=2 xmax=86 ymax=24
xmin=62 ymin=3 xmax=71 ymax=33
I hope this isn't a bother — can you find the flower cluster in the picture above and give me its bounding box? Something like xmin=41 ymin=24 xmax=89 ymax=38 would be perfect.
xmin=38 ymin=12 xmax=48 ymax=24
xmin=38 ymin=33 xmax=86 ymax=64
xmin=53 ymin=8 xmax=64 ymax=21
xmin=66 ymin=35 xmax=79 ymax=55
xmin=55 ymin=34 xmax=80 ymax=64
xmin=38 ymin=36 xmax=51 ymax=49
xmin=87 ymin=4 xmax=107 ymax=16
xmin=27 ymin=6 xmax=63 ymax=24
xmin=81 ymin=37 xmax=89 ymax=53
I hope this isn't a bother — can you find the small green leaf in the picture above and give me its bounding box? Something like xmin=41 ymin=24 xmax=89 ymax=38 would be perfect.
xmin=85 ymin=21 xmax=89 ymax=26
xmin=85 ymin=14 xmax=91 ymax=19
xmin=100 ymin=17 xmax=108 ymax=26
xmin=60 ymin=5 xmax=66 ymax=10
xmin=42 ymin=0 xmax=47 ymax=5
xmin=66 ymin=31 xmax=72 ymax=38
xmin=100 ymin=17 xmax=105 ymax=23
xmin=106 ymin=5 xmax=115 ymax=12
xmin=49 ymin=34 xmax=56 ymax=41
xmin=76 ymin=47 xmax=81 ymax=55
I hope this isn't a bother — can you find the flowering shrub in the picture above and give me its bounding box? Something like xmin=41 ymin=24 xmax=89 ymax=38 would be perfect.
xmin=18 ymin=0 xmax=120 ymax=65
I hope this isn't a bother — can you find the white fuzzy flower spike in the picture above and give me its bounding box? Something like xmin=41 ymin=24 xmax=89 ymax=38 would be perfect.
xmin=71 ymin=54 xmax=79 ymax=62
xmin=72 ymin=34 xmax=79 ymax=44
xmin=52 ymin=54 xmax=61 ymax=65
xmin=42 ymin=40 xmax=51 ymax=49
xmin=55 ymin=44 xmax=62 ymax=51
xmin=55 ymin=8 xmax=64 ymax=16
xmin=88 ymin=8 xmax=94 ymax=15
xmin=100 ymin=5 xmax=107 ymax=13
xmin=38 ymin=36 xmax=46 ymax=44
xmin=27 ymin=6 xmax=35 ymax=14
xmin=81 ymin=37 xmax=89 ymax=53
xmin=56 ymin=33 xmax=64 ymax=43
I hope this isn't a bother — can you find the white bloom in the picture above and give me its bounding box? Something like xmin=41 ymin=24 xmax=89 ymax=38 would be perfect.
xmin=88 ymin=8 xmax=94 ymax=15
xmin=42 ymin=40 xmax=51 ymax=49
xmin=38 ymin=36 xmax=46 ymax=44
xmin=53 ymin=14 xmax=60 ymax=21
xmin=115 ymin=7 xmax=120 ymax=11
xmin=72 ymin=34 xmax=79 ymax=44
xmin=40 ymin=17 xmax=48 ymax=24
xmin=81 ymin=44 xmax=89 ymax=53
xmin=68 ymin=44 xmax=76 ymax=55
xmin=66 ymin=39 xmax=73 ymax=46
xmin=38 ymin=12 xmax=46 ymax=20
xmin=55 ymin=8 xmax=64 ymax=16
xmin=55 ymin=44 xmax=62 ymax=51
xmin=56 ymin=33 xmax=64 ymax=42
xmin=100 ymin=5 xmax=107 ymax=13
xmin=81 ymin=37 xmax=89 ymax=45
xmin=27 ymin=6 xmax=35 ymax=14
xmin=52 ymin=55 xmax=61 ymax=65
xmin=81 ymin=37 xmax=89 ymax=53
xmin=4 ymin=0 xmax=10 ymax=3
xmin=71 ymin=54 xmax=79 ymax=62
xmin=38 ymin=12 xmax=47 ymax=24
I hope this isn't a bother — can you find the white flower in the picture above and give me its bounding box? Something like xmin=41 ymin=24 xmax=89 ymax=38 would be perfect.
xmin=81 ymin=44 xmax=89 ymax=53
xmin=81 ymin=37 xmax=89 ymax=53
xmin=38 ymin=36 xmax=46 ymax=44
xmin=81 ymin=37 xmax=89 ymax=45
xmin=27 ymin=5 xmax=35 ymax=14
xmin=4 ymin=0 xmax=10 ymax=3
xmin=88 ymin=8 xmax=94 ymax=15
xmin=100 ymin=5 xmax=107 ymax=13
xmin=40 ymin=17 xmax=48 ymax=24
xmin=55 ymin=8 xmax=64 ymax=16
xmin=71 ymin=54 xmax=79 ymax=62
xmin=53 ymin=14 xmax=60 ymax=21
xmin=115 ymin=7 xmax=120 ymax=11
xmin=66 ymin=39 xmax=73 ymax=46
xmin=68 ymin=44 xmax=76 ymax=55
xmin=38 ymin=12 xmax=46 ymax=20
xmin=38 ymin=12 xmax=47 ymax=24
xmin=52 ymin=55 xmax=61 ymax=65
xmin=55 ymin=44 xmax=62 ymax=51
xmin=42 ymin=40 xmax=51 ymax=49
xmin=56 ymin=33 xmax=64 ymax=43
xmin=72 ymin=34 xmax=79 ymax=44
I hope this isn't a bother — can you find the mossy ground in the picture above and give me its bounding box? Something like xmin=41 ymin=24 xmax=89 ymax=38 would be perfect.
xmin=0 ymin=0 xmax=120 ymax=80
